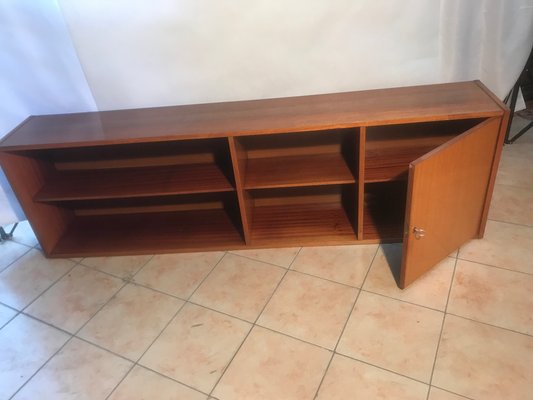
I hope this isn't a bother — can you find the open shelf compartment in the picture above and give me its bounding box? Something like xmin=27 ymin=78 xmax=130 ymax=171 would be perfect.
xmin=248 ymin=185 xmax=358 ymax=246
xmin=28 ymin=138 xmax=235 ymax=202
xmin=234 ymin=129 xmax=359 ymax=189
xmin=364 ymin=118 xmax=485 ymax=182
xmin=362 ymin=181 xmax=407 ymax=240
xmin=49 ymin=192 xmax=244 ymax=257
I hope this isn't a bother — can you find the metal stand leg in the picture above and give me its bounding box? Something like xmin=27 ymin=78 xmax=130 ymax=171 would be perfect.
xmin=0 ymin=223 xmax=18 ymax=243
xmin=504 ymin=80 xmax=521 ymax=144
xmin=505 ymin=44 xmax=533 ymax=144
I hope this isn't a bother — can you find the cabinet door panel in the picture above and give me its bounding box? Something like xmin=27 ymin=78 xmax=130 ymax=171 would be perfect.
xmin=400 ymin=117 xmax=501 ymax=288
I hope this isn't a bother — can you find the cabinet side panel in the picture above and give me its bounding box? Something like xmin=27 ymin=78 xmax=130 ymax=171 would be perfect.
xmin=477 ymin=112 xmax=509 ymax=237
xmin=227 ymin=137 xmax=251 ymax=243
xmin=0 ymin=152 xmax=73 ymax=254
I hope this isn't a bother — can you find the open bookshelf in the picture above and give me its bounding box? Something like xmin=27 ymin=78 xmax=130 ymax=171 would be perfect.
xmin=0 ymin=81 xmax=507 ymax=287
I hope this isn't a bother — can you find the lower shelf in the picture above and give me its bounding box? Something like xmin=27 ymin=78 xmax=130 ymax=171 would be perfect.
xmin=250 ymin=202 xmax=357 ymax=246
xmin=51 ymin=209 xmax=244 ymax=257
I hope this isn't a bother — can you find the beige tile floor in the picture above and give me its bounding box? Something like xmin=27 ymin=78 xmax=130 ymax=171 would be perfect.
xmin=0 ymin=117 xmax=532 ymax=400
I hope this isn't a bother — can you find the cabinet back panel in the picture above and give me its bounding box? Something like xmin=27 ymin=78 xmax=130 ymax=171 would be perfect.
xmin=26 ymin=138 xmax=230 ymax=170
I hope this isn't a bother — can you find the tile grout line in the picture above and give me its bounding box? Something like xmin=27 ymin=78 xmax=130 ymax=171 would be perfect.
xmin=359 ymin=288 xmax=447 ymax=314
xmin=425 ymin=256 xmax=459 ymax=400
xmin=444 ymin=312 xmax=533 ymax=338
xmin=455 ymin=255 xmax=533 ymax=277
xmin=207 ymin=247 xmax=303 ymax=398
xmin=8 ymin=332 xmax=76 ymax=399
xmin=105 ymin=251 xmax=228 ymax=400
xmin=20 ymin=261 xmax=80 ymax=315
xmin=312 ymin=244 xmax=380 ymax=400
xmin=333 ymin=351 xmax=434 ymax=387
xmin=429 ymin=385 xmax=475 ymax=400
xmin=0 ymin=244 xmax=33 ymax=274
xmin=227 ymin=250 xmax=297 ymax=270
xmin=487 ymin=217 xmax=533 ymax=229
xmin=103 ymin=300 xmax=189 ymax=400
xmin=1 ymin=254 xmax=82 ymax=334
xmin=77 ymin=254 xmax=176 ymax=400
xmin=8 ymin=255 xmax=154 ymax=400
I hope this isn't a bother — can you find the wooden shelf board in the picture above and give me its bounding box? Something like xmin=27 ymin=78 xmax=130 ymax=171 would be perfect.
xmin=51 ymin=209 xmax=243 ymax=257
xmin=35 ymin=163 xmax=234 ymax=202
xmin=250 ymin=202 xmax=356 ymax=245
xmin=244 ymin=153 xmax=355 ymax=189
xmin=365 ymin=164 xmax=408 ymax=183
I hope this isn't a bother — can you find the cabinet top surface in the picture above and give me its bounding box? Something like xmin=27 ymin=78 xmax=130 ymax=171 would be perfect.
xmin=1 ymin=81 xmax=505 ymax=150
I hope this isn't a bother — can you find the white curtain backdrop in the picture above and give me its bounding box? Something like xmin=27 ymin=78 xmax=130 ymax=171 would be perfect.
xmin=0 ymin=0 xmax=96 ymax=225
xmin=440 ymin=0 xmax=533 ymax=103
xmin=1 ymin=0 xmax=532 ymax=226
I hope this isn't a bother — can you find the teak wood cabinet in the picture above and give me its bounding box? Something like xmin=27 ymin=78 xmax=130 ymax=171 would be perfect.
xmin=0 ymin=81 xmax=509 ymax=287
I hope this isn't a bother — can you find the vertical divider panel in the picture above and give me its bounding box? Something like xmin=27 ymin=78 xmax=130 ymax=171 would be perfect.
xmin=227 ymin=136 xmax=252 ymax=244
xmin=357 ymin=127 xmax=366 ymax=239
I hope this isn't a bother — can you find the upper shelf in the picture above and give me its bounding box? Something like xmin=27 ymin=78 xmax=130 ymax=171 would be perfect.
xmin=0 ymin=81 xmax=505 ymax=151
xmin=364 ymin=118 xmax=485 ymax=182
xmin=35 ymin=163 xmax=234 ymax=202
xmin=245 ymin=153 xmax=355 ymax=189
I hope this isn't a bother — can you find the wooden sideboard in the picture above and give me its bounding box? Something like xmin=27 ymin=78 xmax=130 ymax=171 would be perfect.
xmin=0 ymin=81 xmax=508 ymax=287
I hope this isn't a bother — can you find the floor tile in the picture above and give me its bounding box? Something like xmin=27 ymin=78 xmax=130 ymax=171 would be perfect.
xmin=212 ymin=326 xmax=331 ymax=400
xmin=108 ymin=365 xmax=207 ymax=400
xmin=5 ymin=220 xmax=38 ymax=247
xmin=258 ymin=271 xmax=357 ymax=349
xmin=363 ymin=244 xmax=455 ymax=311
xmin=190 ymin=253 xmax=284 ymax=322
xmin=433 ymin=315 xmax=533 ymax=400
xmin=290 ymin=244 xmax=377 ymax=287
xmin=140 ymin=303 xmax=250 ymax=393
xmin=428 ymin=387 xmax=469 ymax=400
xmin=12 ymin=337 xmax=132 ymax=400
xmin=229 ymin=247 xmax=300 ymax=268
xmin=81 ymin=255 xmax=152 ymax=279
xmin=79 ymin=284 xmax=183 ymax=360
xmin=448 ymin=259 xmax=533 ymax=335
xmin=337 ymin=291 xmax=443 ymax=383
xmin=134 ymin=252 xmax=224 ymax=299
xmin=0 ymin=249 xmax=74 ymax=310
xmin=25 ymin=265 xmax=123 ymax=333
xmin=496 ymin=148 xmax=533 ymax=188
xmin=0 ymin=240 xmax=29 ymax=272
xmin=316 ymin=354 xmax=428 ymax=400
xmin=0 ymin=303 xmax=16 ymax=328
xmin=459 ymin=219 xmax=533 ymax=274
xmin=489 ymin=184 xmax=533 ymax=226
xmin=0 ymin=314 xmax=69 ymax=400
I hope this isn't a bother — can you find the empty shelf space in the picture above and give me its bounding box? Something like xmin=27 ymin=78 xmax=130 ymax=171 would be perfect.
xmin=364 ymin=118 xmax=484 ymax=182
xmin=234 ymin=128 xmax=358 ymax=189
xmin=248 ymin=185 xmax=357 ymax=245
xmin=364 ymin=158 xmax=410 ymax=183
xmin=362 ymin=182 xmax=406 ymax=240
xmin=250 ymin=203 xmax=356 ymax=245
xmin=51 ymin=209 xmax=244 ymax=257
xmin=35 ymin=163 xmax=235 ymax=202
xmin=244 ymin=153 xmax=355 ymax=189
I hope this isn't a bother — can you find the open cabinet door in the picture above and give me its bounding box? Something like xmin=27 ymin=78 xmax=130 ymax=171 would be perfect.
xmin=400 ymin=117 xmax=502 ymax=288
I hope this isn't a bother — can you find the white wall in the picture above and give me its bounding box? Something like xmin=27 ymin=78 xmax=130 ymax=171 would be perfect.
xmin=0 ymin=0 xmax=96 ymax=225
xmin=2 ymin=0 xmax=532 ymax=226
xmin=58 ymin=0 xmax=441 ymax=110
